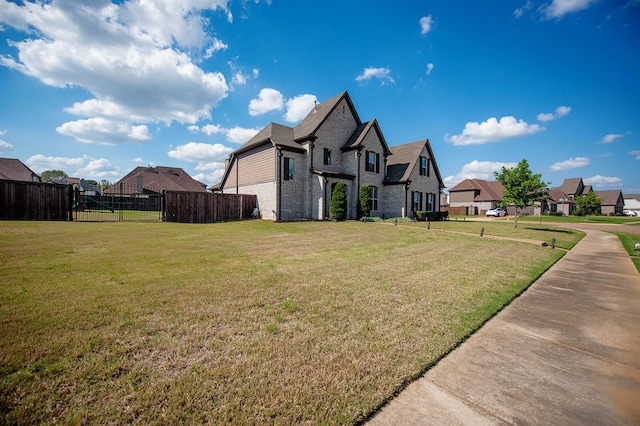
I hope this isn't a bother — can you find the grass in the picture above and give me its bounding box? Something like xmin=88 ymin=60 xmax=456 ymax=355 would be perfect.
xmin=399 ymin=219 xmax=584 ymax=250
xmin=0 ymin=220 xmax=574 ymax=424
xmin=606 ymin=230 xmax=640 ymax=273
xmin=449 ymin=214 xmax=640 ymax=226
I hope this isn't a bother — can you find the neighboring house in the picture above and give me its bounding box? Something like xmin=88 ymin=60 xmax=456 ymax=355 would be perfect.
xmin=213 ymin=91 xmax=444 ymax=221
xmin=595 ymin=190 xmax=624 ymax=215
xmin=547 ymin=178 xmax=593 ymax=215
xmin=66 ymin=177 xmax=102 ymax=196
xmin=0 ymin=158 xmax=41 ymax=182
xmin=623 ymin=194 xmax=640 ymax=215
xmin=448 ymin=179 xmax=504 ymax=215
xmin=106 ymin=166 xmax=207 ymax=195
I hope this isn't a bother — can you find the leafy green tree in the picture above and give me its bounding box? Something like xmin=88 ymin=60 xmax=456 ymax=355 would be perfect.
xmin=41 ymin=170 xmax=68 ymax=183
xmin=358 ymin=185 xmax=371 ymax=219
xmin=494 ymin=159 xmax=548 ymax=227
xmin=86 ymin=179 xmax=99 ymax=186
xmin=330 ymin=182 xmax=347 ymax=220
xmin=575 ymin=192 xmax=601 ymax=216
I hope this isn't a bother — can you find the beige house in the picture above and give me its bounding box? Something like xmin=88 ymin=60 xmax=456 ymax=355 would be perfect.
xmin=448 ymin=179 xmax=505 ymax=215
xmin=214 ymin=91 xmax=444 ymax=221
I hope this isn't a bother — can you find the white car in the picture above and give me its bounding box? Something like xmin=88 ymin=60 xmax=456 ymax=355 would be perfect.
xmin=486 ymin=207 xmax=507 ymax=217
xmin=623 ymin=210 xmax=637 ymax=217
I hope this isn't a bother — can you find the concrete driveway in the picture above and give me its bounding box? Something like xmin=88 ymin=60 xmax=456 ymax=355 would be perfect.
xmin=368 ymin=225 xmax=640 ymax=425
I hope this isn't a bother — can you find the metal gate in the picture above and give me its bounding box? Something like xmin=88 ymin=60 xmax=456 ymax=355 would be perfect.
xmin=73 ymin=184 xmax=163 ymax=222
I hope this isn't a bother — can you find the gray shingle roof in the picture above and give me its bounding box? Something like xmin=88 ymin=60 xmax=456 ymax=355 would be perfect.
xmin=293 ymin=91 xmax=360 ymax=141
xmin=106 ymin=166 xmax=207 ymax=194
xmin=558 ymin=177 xmax=584 ymax=196
xmin=0 ymin=158 xmax=40 ymax=182
xmin=235 ymin=122 xmax=302 ymax=156
xmin=448 ymin=179 xmax=504 ymax=201
xmin=595 ymin=189 xmax=623 ymax=206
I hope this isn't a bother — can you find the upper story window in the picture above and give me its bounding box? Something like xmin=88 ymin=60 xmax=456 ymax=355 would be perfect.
xmin=365 ymin=150 xmax=380 ymax=173
xmin=284 ymin=157 xmax=294 ymax=180
xmin=420 ymin=157 xmax=430 ymax=176
xmin=324 ymin=148 xmax=332 ymax=166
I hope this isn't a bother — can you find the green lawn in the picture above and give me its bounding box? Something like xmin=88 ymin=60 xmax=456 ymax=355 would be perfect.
xmin=606 ymin=230 xmax=640 ymax=273
xmin=0 ymin=220 xmax=577 ymax=424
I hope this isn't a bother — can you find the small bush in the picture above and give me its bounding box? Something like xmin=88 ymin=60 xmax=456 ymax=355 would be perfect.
xmin=330 ymin=182 xmax=347 ymax=221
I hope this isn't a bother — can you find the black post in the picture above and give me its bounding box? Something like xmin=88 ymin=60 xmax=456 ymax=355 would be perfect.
xmin=480 ymin=227 xmax=484 ymax=236
xmin=68 ymin=184 xmax=74 ymax=221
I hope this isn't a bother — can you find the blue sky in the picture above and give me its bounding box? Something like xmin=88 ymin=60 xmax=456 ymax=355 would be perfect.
xmin=1 ymin=0 xmax=639 ymax=193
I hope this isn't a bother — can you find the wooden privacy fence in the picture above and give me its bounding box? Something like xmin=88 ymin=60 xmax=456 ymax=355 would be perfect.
xmin=164 ymin=191 xmax=257 ymax=223
xmin=0 ymin=179 xmax=71 ymax=221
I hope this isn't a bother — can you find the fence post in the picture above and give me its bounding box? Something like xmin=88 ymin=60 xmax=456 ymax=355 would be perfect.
xmin=67 ymin=184 xmax=74 ymax=221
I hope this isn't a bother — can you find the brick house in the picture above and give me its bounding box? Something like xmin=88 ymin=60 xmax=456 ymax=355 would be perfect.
xmin=106 ymin=166 xmax=207 ymax=195
xmin=214 ymin=91 xmax=444 ymax=221
xmin=448 ymin=179 xmax=505 ymax=215
xmin=0 ymin=158 xmax=41 ymax=182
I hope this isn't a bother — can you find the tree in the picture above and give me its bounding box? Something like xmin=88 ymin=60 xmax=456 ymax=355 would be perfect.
xmin=358 ymin=185 xmax=371 ymax=219
xmin=494 ymin=159 xmax=548 ymax=227
xmin=86 ymin=179 xmax=99 ymax=186
xmin=575 ymin=192 xmax=601 ymax=216
xmin=330 ymin=182 xmax=347 ymax=220
xmin=41 ymin=170 xmax=68 ymax=183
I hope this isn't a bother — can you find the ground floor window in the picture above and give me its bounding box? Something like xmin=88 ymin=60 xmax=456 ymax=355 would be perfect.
xmin=284 ymin=157 xmax=294 ymax=180
xmin=369 ymin=186 xmax=378 ymax=211
xmin=412 ymin=191 xmax=422 ymax=212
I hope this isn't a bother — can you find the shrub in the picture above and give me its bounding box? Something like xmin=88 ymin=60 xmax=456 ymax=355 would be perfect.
xmin=359 ymin=185 xmax=371 ymax=218
xmin=330 ymin=182 xmax=347 ymax=220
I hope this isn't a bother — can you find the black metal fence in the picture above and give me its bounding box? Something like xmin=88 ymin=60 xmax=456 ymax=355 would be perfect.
xmin=73 ymin=184 xmax=163 ymax=222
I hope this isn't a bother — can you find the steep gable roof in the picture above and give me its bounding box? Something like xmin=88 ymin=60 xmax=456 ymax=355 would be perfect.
xmin=385 ymin=139 xmax=445 ymax=187
xmin=0 ymin=158 xmax=40 ymax=182
xmin=108 ymin=166 xmax=206 ymax=194
xmin=449 ymin=179 xmax=504 ymax=201
xmin=342 ymin=119 xmax=392 ymax=155
xmin=595 ymin=189 xmax=623 ymax=206
xmin=293 ymin=91 xmax=361 ymax=142
xmin=558 ymin=178 xmax=584 ymax=196
xmin=235 ymin=122 xmax=300 ymax=155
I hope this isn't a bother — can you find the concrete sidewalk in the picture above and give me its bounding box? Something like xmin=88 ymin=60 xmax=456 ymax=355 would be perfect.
xmin=368 ymin=227 xmax=640 ymax=425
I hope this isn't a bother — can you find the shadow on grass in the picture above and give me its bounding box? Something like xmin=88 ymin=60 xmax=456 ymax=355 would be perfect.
xmin=524 ymin=227 xmax=577 ymax=234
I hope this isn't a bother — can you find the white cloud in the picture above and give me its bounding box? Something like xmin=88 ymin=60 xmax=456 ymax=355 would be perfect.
xmin=204 ymin=38 xmax=228 ymax=58
xmin=541 ymin=0 xmax=597 ymax=20
xmin=25 ymin=153 xmax=119 ymax=179
xmin=75 ymin=158 xmax=120 ymax=179
xmin=355 ymin=67 xmax=395 ymax=85
xmin=599 ymin=132 xmax=630 ymax=143
xmin=583 ymin=175 xmax=622 ymax=188
xmin=0 ymin=0 xmax=231 ymax=133
xmin=26 ymin=154 xmax=87 ymax=173
xmin=443 ymin=160 xmax=517 ymax=189
xmin=514 ymin=1 xmax=534 ymax=18
xmin=168 ymin=142 xmax=234 ymax=186
xmin=56 ymin=118 xmax=151 ymax=145
xmin=537 ymin=105 xmax=571 ymax=122
xmin=232 ymin=71 xmax=248 ymax=86
xmin=446 ymin=116 xmax=544 ymax=146
xmin=0 ymin=139 xmax=14 ymax=152
xmin=0 ymin=130 xmax=13 ymax=152
xmin=189 ymin=124 xmax=260 ymax=144
xmin=630 ymin=150 xmax=640 ymax=160
xmin=225 ymin=126 xmax=261 ymax=144
xmin=168 ymin=142 xmax=233 ymax=163
xmin=549 ymin=156 xmax=590 ymax=171
xmin=426 ymin=63 xmax=434 ymax=75
xmin=419 ymin=15 xmax=434 ymax=35
xmin=132 ymin=157 xmax=144 ymax=163
xmin=249 ymin=88 xmax=284 ymax=116
xmin=284 ymin=94 xmax=317 ymax=123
